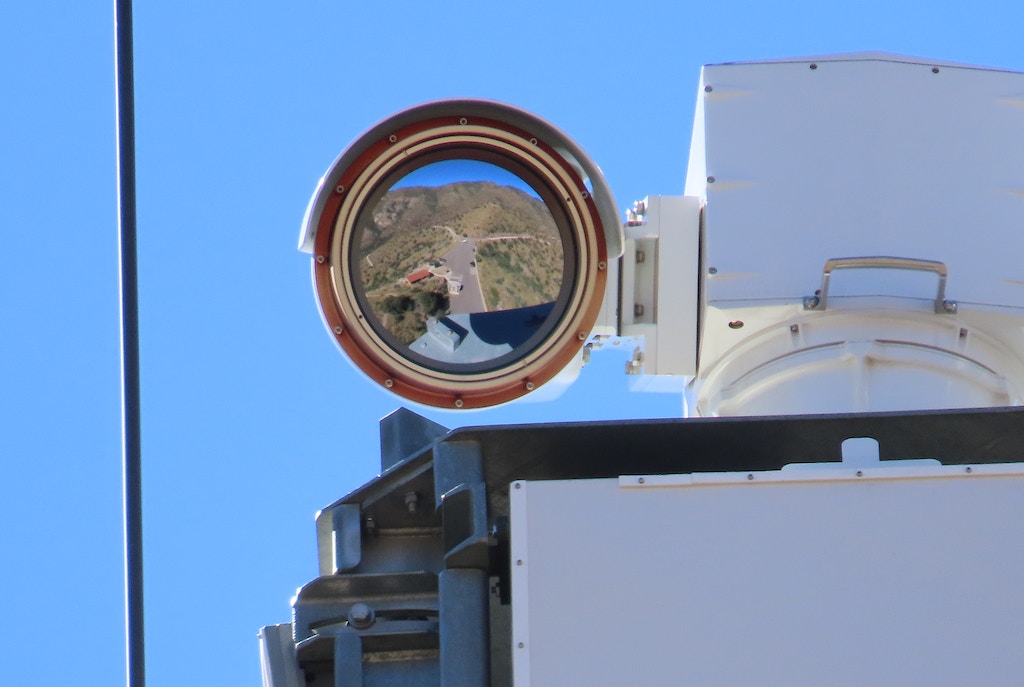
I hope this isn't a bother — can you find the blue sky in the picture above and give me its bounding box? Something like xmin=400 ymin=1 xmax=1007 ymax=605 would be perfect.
xmin=390 ymin=159 xmax=543 ymax=199
xmin=3 ymin=2 xmax=1023 ymax=685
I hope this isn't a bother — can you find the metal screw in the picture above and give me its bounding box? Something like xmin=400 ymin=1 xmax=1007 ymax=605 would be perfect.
xmin=578 ymin=332 xmax=587 ymax=341
xmin=459 ymin=117 xmax=468 ymax=125
xmin=518 ymin=642 xmax=525 ymax=649
xmin=856 ymin=470 xmax=863 ymax=477
xmin=454 ymin=398 xmax=464 ymax=408
xmin=348 ymin=602 xmax=375 ymax=629
xmin=790 ymin=324 xmax=799 ymax=333
xmin=388 ymin=134 xmax=397 ymax=142
xmin=333 ymin=325 xmax=343 ymax=334
xmin=598 ymin=260 xmax=606 ymax=270
xmin=747 ymin=473 xmax=754 ymax=481
xmin=514 ymin=482 xmax=522 ymax=489
xmin=516 ymin=559 xmax=523 ymax=566
xmin=705 ymin=85 xmax=713 ymax=92
xmin=384 ymin=379 xmax=393 ymax=388
xmin=335 ymin=184 xmax=345 ymax=194
xmin=728 ymin=320 xmax=744 ymax=329
xmin=804 ymin=295 xmax=820 ymax=309
xmin=810 ymin=63 xmax=818 ymax=70
xmin=708 ymin=266 xmax=717 ymax=275
xmin=316 ymin=255 xmax=325 ymax=264
xmin=965 ymin=466 xmax=973 ymax=473
xmin=529 ymin=137 xmax=538 ymax=145
xmin=707 ymin=176 xmax=716 ymax=184
xmin=638 ymin=477 xmax=645 ymax=484
xmin=932 ymin=66 xmax=940 ymax=74
xmin=525 ymin=381 xmax=535 ymax=391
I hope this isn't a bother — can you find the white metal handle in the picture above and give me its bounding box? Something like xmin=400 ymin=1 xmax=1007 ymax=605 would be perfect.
xmin=804 ymin=256 xmax=956 ymax=314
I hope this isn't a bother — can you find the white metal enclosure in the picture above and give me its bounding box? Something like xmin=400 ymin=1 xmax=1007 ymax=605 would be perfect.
xmin=511 ymin=462 xmax=1024 ymax=686
xmin=681 ymin=54 xmax=1024 ymax=416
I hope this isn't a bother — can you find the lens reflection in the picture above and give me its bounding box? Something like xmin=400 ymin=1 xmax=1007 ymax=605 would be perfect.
xmin=357 ymin=159 xmax=564 ymax=366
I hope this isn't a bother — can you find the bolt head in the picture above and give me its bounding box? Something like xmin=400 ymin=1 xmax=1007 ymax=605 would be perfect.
xmin=348 ymin=602 xmax=375 ymax=629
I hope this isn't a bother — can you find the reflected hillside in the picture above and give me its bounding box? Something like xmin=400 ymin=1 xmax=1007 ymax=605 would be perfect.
xmin=359 ymin=181 xmax=564 ymax=348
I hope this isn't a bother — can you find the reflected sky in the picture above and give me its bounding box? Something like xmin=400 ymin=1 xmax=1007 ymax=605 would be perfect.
xmin=391 ymin=159 xmax=542 ymax=199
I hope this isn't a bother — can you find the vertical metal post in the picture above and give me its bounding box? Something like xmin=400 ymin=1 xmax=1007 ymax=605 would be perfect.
xmin=114 ymin=1 xmax=145 ymax=686
xmin=439 ymin=569 xmax=490 ymax=687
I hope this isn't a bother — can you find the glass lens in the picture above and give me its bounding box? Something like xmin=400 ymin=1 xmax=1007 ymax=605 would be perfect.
xmin=356 ymin=159 xmax=565 ymax=367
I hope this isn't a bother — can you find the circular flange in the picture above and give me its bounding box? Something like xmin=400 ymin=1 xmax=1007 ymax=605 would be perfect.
xmin=304 ymin=100 xmax=617 ymax=408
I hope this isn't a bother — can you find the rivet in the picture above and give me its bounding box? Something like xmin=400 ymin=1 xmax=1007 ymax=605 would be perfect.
xmin=316 ymin=255 xmax=325 ymax=264
xmin=514 ymin=482 xmax=522 ymax=489
xmin=459 ymin=117 xmax=468 ymax=125
xmin=638 ymin=477 xmax=645 ymax=484
xmin=582 ymin=191 xmax=589 ymax=199
xmin=932 ymin=66 xmax=940 ymax=74
xmin=516 ymin=559 xmax=523 ymax=566
xmin=525 ymin=381 xmax=535 ymax=391
xmin=810 ymin=63 xmax=818 ymax=70
xmin=747 ymin=473 xmax=754 ymax=481
xmin=529 ymin=137 xmax=538 ymax=145
xmin=333 ymin=325 xmax=343 ymax=334
xmin=598 ymin=261 xmax=607 ymax=270
xmin=856 ymin=470 xmax=864 ymax=477
xmin=728 ymin=320 xmax=744 ymax=329
xmin=335 ymin=184 xmax=345 ymax=194
xmin=384 ymin=379 xmax=393 ymax=388
xmin=790 ymin=324 xmax=799 ymax=333
xmin=388 ymin=134 xmax=397 ymax=143
xmin=454 ymin=398 xmax=464 ymax=408
xmin=517 ymin=642 xmax=525 ymax=649
xmin=707 ymin=176 xmax=716 ymax=184
xmin=705 ymin=85 xmax=713 ymax=92
xmin=578 ymin=332 xmax=587 ymax=341
xmin=708 ymin=266 xmax=718 ymax=275
xmin=965 ymin=466 xmax=973 ymax=473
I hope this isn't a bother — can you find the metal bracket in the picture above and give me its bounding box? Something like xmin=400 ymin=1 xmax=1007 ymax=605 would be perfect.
xmin=433 ymin=440 xmax=490 ymax=569
xmin=803 ymin=256 xmax=957 ymax=314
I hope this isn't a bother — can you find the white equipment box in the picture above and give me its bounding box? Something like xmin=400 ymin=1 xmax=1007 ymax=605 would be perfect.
xmin=511 ymin=462 xmax=1024 ymax=686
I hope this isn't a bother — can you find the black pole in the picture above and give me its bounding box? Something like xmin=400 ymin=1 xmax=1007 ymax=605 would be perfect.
xmin=114 ymin=1 xmax=145 ymax=686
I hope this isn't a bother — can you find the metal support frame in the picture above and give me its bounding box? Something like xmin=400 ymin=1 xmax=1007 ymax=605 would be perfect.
xmin=262 ymin=405 xmax=1024 ymax=687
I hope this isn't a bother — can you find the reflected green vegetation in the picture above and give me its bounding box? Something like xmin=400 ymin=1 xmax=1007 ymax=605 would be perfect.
xmin=476 ymin=237 xmax=562 ymax=310
xmin=358 ymin=160 xmax=564 ymax=359
xmin=366 ymin=279 xmax=450 ymax=345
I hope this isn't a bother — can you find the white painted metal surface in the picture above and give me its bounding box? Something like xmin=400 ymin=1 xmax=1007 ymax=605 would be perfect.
xmin=689 ymin=53 xmax=1024 ymax=306
xmin=674 ymin=54 xmax=1024 ymax=415
xmin=511 ymin=462 xmax=1024 ymax=686
xmin=620 ymin=195 xmax=701 ymax=377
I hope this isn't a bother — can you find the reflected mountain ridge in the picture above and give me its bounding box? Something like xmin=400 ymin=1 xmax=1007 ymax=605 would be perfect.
xmin=357 ymin=175 xmax=564 ymax=365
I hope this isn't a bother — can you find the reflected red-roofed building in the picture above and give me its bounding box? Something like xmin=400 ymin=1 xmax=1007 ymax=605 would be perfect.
xmin=405 ymin=268 xmax=432 ymax=284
